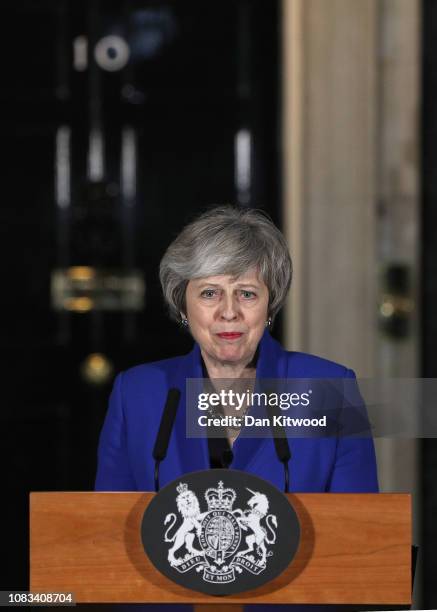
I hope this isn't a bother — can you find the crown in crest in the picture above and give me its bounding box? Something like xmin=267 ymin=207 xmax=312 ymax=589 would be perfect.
xmin=176 ymin=482 xmax=188 ymax=495
xmin=205 ymin=481 xmax=236 ymax=511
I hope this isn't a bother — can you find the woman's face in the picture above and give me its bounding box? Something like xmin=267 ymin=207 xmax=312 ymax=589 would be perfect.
xmin=184 ymin=268 xmax=269 ymax=367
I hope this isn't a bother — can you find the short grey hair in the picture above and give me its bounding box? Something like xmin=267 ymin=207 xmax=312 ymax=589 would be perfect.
xmin=159 ymin=205 xmax=292 ymax=323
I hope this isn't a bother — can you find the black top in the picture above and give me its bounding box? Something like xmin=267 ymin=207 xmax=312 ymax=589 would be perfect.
xmin=200 ymin=360 xmax=233 ymax=468
xmin=201 ymin=348 xmax=259 ymax=469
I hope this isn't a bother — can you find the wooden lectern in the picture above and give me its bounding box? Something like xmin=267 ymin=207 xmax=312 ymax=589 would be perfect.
xmin=30 ymin=492 xmax=411 ymax=606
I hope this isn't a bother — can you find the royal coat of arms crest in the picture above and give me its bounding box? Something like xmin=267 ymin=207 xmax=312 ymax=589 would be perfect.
xmin=163 ymin=480 xmax=278 ymax=583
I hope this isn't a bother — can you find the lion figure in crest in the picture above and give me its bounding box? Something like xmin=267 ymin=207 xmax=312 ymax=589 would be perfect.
xmin=164 ymin=483 xmax=206 ymax=566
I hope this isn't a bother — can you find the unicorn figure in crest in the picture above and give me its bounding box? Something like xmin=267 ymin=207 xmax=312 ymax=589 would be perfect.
xmin=234 ymin=488 xmax=278 ymax=566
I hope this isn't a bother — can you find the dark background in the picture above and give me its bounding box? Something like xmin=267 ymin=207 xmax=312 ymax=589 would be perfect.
xmin=421 ymin=0 xmax=437 ymax=606
xmin=0 ymin=0 xmax=282 ymax=597
xmin=1 ymin=0 xmax=437 ymax=608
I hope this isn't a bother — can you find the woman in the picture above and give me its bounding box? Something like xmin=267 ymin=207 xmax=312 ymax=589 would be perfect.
xmin=95 ymin=205 xmax=378 ymax=494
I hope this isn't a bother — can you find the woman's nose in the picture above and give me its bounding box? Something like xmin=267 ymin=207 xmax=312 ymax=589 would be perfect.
xmin=218 ymin=294 xmax=239 ymax=320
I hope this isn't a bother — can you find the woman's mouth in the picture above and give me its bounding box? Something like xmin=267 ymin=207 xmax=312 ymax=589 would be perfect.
xmin=216 ymin=332 xmax=243 ymax=340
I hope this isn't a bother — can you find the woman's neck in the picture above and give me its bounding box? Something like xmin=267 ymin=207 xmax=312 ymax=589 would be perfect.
xmin=200 ymin=350 xmax=259 ymax=448
xmin=200 ymin=351 xmax=256 ymax=380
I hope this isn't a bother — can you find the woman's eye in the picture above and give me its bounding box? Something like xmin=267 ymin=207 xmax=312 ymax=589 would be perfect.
xmin=241 ymin=290 xmax=256 ymax=299
xmin=201 ymin=289 xmax=217 ymax=298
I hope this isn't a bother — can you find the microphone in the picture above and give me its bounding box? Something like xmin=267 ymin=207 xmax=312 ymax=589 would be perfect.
xmin=153 ymin=388 xmax=181 ymax=491
xmin=265 ymin=391 xmax=292 ymax=493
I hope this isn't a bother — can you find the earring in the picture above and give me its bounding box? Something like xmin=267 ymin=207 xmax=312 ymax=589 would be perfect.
xmin=266 ymin=317 xmax=272 ymax=328
xmin=181 ymin=318 xmax=189 ymax=328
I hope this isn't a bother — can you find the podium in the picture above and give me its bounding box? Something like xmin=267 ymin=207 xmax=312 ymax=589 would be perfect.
xmin=30 ymin=492 xmax=411 ymax=606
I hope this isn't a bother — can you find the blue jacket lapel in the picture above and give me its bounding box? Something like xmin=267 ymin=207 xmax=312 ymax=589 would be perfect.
xmin=170 ymin=342 xmax=210 ymax=476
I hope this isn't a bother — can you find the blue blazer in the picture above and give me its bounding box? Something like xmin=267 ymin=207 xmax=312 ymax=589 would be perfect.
xmin=95 ymin=330 xmax=378 ymax=493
